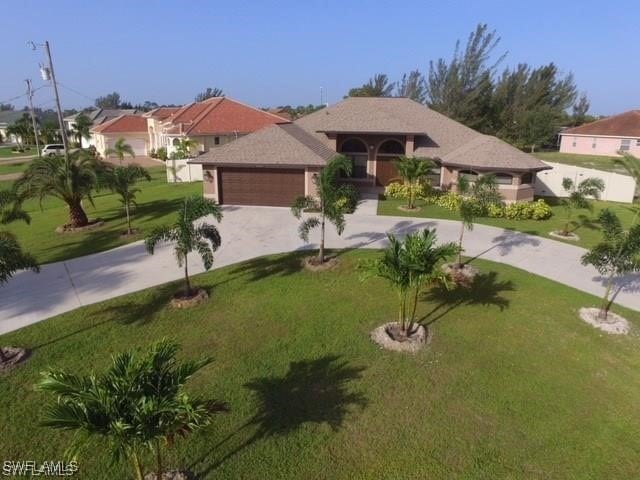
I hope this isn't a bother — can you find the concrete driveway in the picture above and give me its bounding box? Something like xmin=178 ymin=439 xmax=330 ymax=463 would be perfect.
xmin=1 ymin=206 xmax=638 ymax=334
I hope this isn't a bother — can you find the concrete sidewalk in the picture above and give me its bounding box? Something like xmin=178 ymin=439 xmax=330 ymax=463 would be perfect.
xmin=1 ymin=206 xmax=638 ymax=334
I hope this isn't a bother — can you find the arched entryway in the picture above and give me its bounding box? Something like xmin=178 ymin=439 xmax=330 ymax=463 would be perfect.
xmin=338 ymin=138 xmax=368 ymax=179
xmin=375 ymin=139 xmax=405 ymax=186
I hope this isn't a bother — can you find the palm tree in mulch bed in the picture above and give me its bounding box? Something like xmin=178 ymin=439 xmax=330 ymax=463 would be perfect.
xmin=394 ymin=155 xmax=436 ymax=211
xmin=100 ymin=164 xmax=151 ymax=236
xmin=144 ymin=196 xmax=222 ymax=304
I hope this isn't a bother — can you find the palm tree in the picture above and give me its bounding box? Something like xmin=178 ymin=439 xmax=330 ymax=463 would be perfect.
xmin=559 ymin=177 xmax=605 ymax=236
xmin=362 ymin=228 xmax=457 ymax=336
xmin=71 ymin=114 xmax=93 ymax=148
xmin=615 ymin=154 xmax=639 ymax=198
xmin=105 ymin=138 xmax=135 ymax=165
xmin=36 ymin=339 xmax=225 ymax=480
xmin=291 ymin=155 xmax=355 ymax=265
xmin=40 ymin=119 xmax=61 ymax=144
xmin=454 ymin=174 xmax=502 ymax=266
xmin=394 ymin=156 xmax=435 ymax=209
xmin=173 ymin=138 xmax=198 ymax=159
xmin=14 ymin=151 xmax=107 ymax=228
xmin=100 ymin=164 xmax=151 ymax=235
xmin=581 ymin=209 xmax=640 ymax=319
xmin=145 ymin=196 xmax=222 ymax=297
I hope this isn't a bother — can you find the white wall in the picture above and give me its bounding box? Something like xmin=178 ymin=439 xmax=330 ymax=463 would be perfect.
xmin=535 ymin=161 xmax=637 ymax=204
xmin=166 ymin=158 xmax=203 ymax=183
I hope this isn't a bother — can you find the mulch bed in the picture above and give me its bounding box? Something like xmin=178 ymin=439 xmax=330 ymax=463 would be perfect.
xmin=144 ymin=470 xmax=194 ymax=480
xmin=169 ymin=289 xmax=209 ymax=309
xmin=0 ymin=347 xmax=29 ymax=374
xmin=579 ymin=307 xmax=630 ymax=335
xmin=549 ymin=231 xmax=580 ymax=241
xmin=56 ymin=219 xmax=104 ymax=234
xmin=119 ymin=228 xmax=141 ymax=239
xmin=397 ymin=205 xmax=422 ymax=213
xmin=302 ymin=256 xmax=339 ymax=272
xmin=370 ymin=322 xmax=429 ymax=353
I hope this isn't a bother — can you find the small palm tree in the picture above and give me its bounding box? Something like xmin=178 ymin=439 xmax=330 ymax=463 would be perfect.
xmin=455 ymin=174 xmax=502 ymax=266
xmin=71 ymin=114 xmax=92 ymax=147
xmin=36 ymin=339 xmax=225 ymax=480
xmin=105 ymin=138 xmax=135 ymax=165
xmin=362 ymin=228 xmax=457 ymax=336
xmin=291 ymin=155 xmax=355 ymax=264
xmin=615 ymin=154 xmax=639 ymax=198
xmin=560 ymin=177 xmax=605 ymax=236
xmin=145 ymin=196 xmax=222 ymax=297
xmin=394 ymin=156 xmax=435 ymax=209
xmin=581 ymin=209 xmax=640 ymax=319
xmin=173 ymin=138 xmax=198 ymax=159
xmin=14 ymin=150 xmax=107 ymax=227
xmin=100 ymin=164 xmax=151 ymax=235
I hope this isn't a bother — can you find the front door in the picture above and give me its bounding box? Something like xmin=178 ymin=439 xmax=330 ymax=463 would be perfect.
xmin=375 ymin=157 xmax=400 ymax=186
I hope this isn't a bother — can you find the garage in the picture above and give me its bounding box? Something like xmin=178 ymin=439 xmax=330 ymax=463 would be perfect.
xmin=127 ymin=138 xmax=147 ymax=156
xmin=218 ymin=167 xmax=305 ymax=206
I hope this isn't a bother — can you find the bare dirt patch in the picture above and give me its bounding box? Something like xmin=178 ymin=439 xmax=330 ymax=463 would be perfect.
xmin=56 ymin=219 xmax=104 ymax=234
xmin=303 ymin=255 xmax=339 ymax=272
xmin=170 ymin=289 xmax=209 ymax=309
xmin=0 ymin=347 xmax=29 ymax=374
xmin=370 ymin=322 xmax=429 ymax=353
xmin=579 ymin=307 xmax=630 ymax=335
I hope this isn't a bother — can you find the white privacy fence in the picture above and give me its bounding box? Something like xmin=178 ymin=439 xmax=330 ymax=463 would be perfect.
xmin=165 ymin=159 xmax=203 ymax=183
xmin=535 ymin=161 xmax=637 ymax=204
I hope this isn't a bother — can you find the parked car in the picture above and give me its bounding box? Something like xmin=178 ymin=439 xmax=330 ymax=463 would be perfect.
xmin=41 ymin=144 xmax=66 ymax=156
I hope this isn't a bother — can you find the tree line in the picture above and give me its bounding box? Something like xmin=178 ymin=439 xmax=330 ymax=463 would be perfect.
xmin=347 ymin=24 xmax=598 ymax=152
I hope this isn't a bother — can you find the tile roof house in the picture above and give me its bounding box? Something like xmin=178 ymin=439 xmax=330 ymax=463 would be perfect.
xmin=0 ymin=111 xmax=34 ymax=144
xmin=192 ymin=97 xmax=550 ymax=206
xmin=92 ymin=115 xmax=150 ymax=156
xmin=64 ymin=108 xmax=140 ymax=148
xmin=559 ymin=110 xmax=640 ymax=157
xmin=145 ymin=97 xmax=288 ymax=157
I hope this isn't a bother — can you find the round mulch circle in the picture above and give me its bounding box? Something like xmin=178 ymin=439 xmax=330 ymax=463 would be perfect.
xmin=370 ymin=322 xmax=429 ymax=353
xmin=119 ymin=228 xmax=140 ymax=239
xmin=169 ymin=289 xmax=209 ymax=309
xmin=579 ymin=307 xmax=630 ymax=335
xmin=549 ymin=231 xmax=579 ymax=241
xmin=56 ymin=219 xmax=104 ymax=234
xmin=0 ymin=347 xmax=29 ymax=374
xmin=442 ymin=263 xmax=479 ymax=286
xmin=397 ymin=205 xmax=422 ymax=213
xmin=144 ymin=470 xmax=193 ymax=480
xmin=303 ymin=255 xmax=339 ymax=272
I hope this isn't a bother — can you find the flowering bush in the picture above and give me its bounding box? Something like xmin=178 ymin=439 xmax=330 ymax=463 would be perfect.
xmin=530 ymin=199 xmax=553 ymax=220
xmin=502 ymin=199 xmax=553 ymax=220
xmin=384 ymin=182 xmax=427 ymax=201
xmin=435 ymin=192 xmax=463 ymax=211
xmin=487 ymin=203 xmax=506 ymax=218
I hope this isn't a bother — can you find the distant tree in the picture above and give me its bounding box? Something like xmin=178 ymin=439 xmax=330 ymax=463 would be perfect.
xmin=145 ymin=196 xmax=223 ymax=297
xmin=95 ymin=92 xmax=122 ymax=109
xmin=40 ymin=120 xmax=61 ymax=144
xmin=426 ymin=23 xmax=505 ymax=131
xmin=517 ymin=106 xmax=558 ymax=152
xmin=559 ymin=177 xmax=605 ymax=236
xmin=396 ymin=70 xmax=427 ymax=103
xmin=119 ymin=101 xmax=134 ymax=109
xmin=394 ymin=156 xmax=435 ymax=209
xmin=195 ymin=87 xmax=225 ymax=102
xmin=572 ymin=92 xmax=591 ymax=126
xmin=348 ymin=74 xmax=395 ymax=97
xmin=71 ymin=114 xmax=92 ymax=147
xmin=581 ymin=209 xmax=640 ymax=319
xmin=172 ymin=138 xmax=198 ymax=159
xmin=100 ymin=164 xmax=151 ymax=235
xmin=105 ymin=138 xmax=135 ymax=165
xmin=0 ymin=103 xmax=14 ymax=111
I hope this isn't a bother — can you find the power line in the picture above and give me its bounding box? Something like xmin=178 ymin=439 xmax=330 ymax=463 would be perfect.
xmin=0 ymin=85 xmax=47 ymax=106
xmin=58 ymin=82 xmax=96 ymax=103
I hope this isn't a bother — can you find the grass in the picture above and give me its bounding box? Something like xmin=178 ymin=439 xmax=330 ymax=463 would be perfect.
xmin=0 ymin=160 xmax=30 ymax=176
xmin=378 ymin=196 xmax=639 ymax=249
xmin=533 ymin=151 xmax=627 ymax=174
xmin=0 ymin=146 xmax=36 ymax=158
xmin=1 ymin=250 xmax=640 ymax=479
xmin=1 ymin=167 xmax=201 ymax=264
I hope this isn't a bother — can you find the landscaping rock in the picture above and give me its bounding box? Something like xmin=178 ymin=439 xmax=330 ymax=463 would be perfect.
xmin=303 ymin=255 xmax=339 ymax=272
xmin=56 ymin=220 xmax=104 ymax=234
xmin=144 ymin=470 xmax=193 ymax=480
xmin=370 ymin=322 xmax=429 ymax=353
xmin=0 ymin=347 xmax=29 ymax=374
xmin=170 ymin=289 xmax=209 ymax=309
xmin=579 ymin=307 xmax=630 ymax=335
xmin=549 ymin=231 xmax=580 ymax=241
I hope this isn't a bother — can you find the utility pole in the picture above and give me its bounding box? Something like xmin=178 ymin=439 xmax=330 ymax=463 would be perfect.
xmin=29 ymin=40 xmax=69 ymax=163
xmin=25 ymin=79 xmax=41 ymax=158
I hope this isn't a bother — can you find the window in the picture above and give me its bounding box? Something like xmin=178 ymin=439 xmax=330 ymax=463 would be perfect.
xmin=339 ymin=138 xmax=368 ymax=179
xmin=636 ymin=139 xmax=640 ymax=147
xmin=426 ymin=166 xmax=441 ymax=187
xmin=620 ymin=139 xmax=631 ymax=151
xmin=521 ymin=172 xmax=533 ymax=185
xmin=494 ymin=173 xmax=513 ymax=185
xmin=172 ymin=138 xmax=181 ymax=146
xmin=214 ymin=137 xmax=220 ymax=145
xmin=377 ymin=139 xmax=405 ymax=155
xmin=458 ymin=170 xmax=478 ymax=182
xmin=592 ymin=138 xmax=597 ymax=149
xmin=572 ymin=137 xmax=577 ymax=147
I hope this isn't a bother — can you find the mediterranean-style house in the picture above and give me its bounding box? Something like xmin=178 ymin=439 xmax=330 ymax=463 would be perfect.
xmin=145 ymin=97 xmax=288 ymax=156
xmin=92 ymin=115 xmax=149 ymax=156
xmin=64 ymin=108 xmax=140 ymax=148
xmin=559 ymin=110 xmax=640 ymax=157
xmin=192 ymin=97 xmax=550 ymax=206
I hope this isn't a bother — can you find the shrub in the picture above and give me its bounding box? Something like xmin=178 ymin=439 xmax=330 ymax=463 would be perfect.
xmin=149 ymin=148 xmax=158 ymax=159
xmin=487 ymin=203 xmax=505 ymax=218
xmin=384 ymin=182 xmax=427 ymax=201
xmin=503 ymin=199 xmax=553 ymax=220
xmin=435 ymin=192 xmax=463 ymax=211
xmin=530 ymin=199 xmax=553 ymax=220
xmin=336 ymin=184 xmax=360 ymax=213
xmin=156 ymin=147 xmax=168 ymax=161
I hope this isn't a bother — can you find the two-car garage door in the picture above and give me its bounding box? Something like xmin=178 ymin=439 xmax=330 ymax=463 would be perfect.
xmin=218 ymin=167 xmax=305 ymax=207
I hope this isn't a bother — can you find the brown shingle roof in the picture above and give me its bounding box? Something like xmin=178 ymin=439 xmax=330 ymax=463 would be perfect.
xmin=562 ymin=110 xmax=640 ymax=137
xmin=192 ymin=123 xmax=333 ymax=167
xmin=91 ymin=115 xmax=147 ymax=134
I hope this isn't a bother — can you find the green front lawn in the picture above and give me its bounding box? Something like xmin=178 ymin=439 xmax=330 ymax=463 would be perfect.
xmin=0 ymin=146 xmax=36 ymax=158
xmin=534 ymin=151 xmax=626 ymax=174
xmin=0 ymin=160 xmax=30 ymax=176
xmin=1 ymin=250 xmax=639 ymax=479
xmin=378 ymin=197 xmax=638 ymax=249
xmin=1 ymin=167 xmax=201 ymax=264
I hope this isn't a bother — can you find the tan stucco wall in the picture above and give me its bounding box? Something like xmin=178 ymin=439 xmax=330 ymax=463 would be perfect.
xmin=559 ymin=134 xmax=640 ymax=157
xmin=94 ymin=133 xmax=149 ymax=156
xmin=305 ymin=167 xmax=321 ymax=198
xmin=202 ymin=166 xmax=218 ymax=201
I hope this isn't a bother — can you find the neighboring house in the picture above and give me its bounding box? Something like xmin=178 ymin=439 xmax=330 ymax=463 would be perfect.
xmin=145 ymin=97 xmax=288 ymax=156
xmin=0 ymin=111 xmax=31 ymax=144
xmin=64 ymin=108 xmax=139 ymax=148
xmin=559 ymin=110 xmax=640 ymax=157
xmin=192 ymin=97 xmax=550 ymax=206
xmin=92 ymin=115 xmax=150 ymax=156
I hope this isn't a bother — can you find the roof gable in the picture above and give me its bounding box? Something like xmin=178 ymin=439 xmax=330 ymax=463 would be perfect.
xmin=92 ymin=115 xmax=147 ymax=134
xmin=562 ymin=110 xmax=640 ymax=137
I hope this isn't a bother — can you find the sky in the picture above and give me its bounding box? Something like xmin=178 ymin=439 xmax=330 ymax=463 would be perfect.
xmin=1 ymin=0 xmax=638 ymax=116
